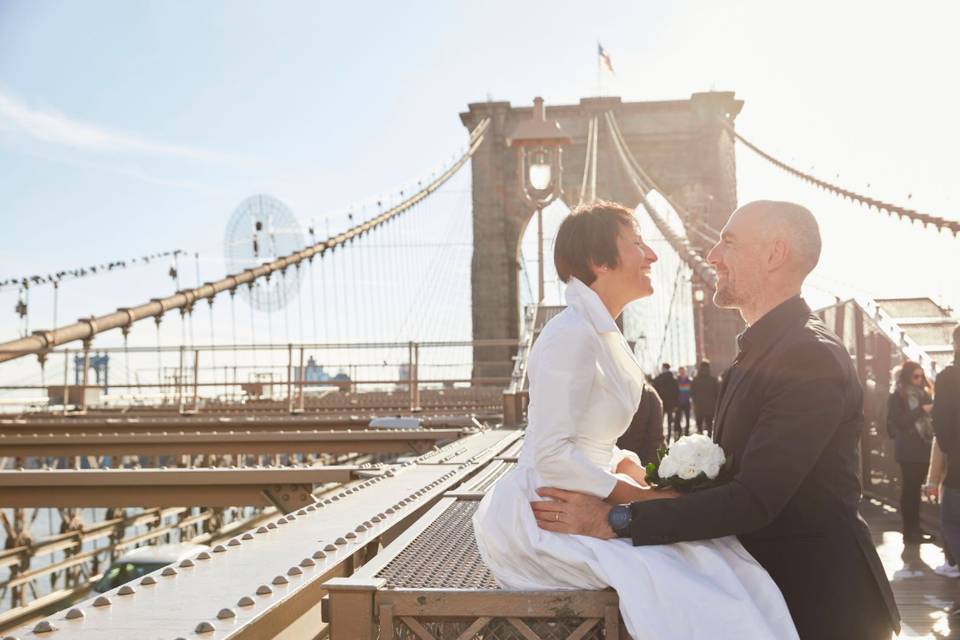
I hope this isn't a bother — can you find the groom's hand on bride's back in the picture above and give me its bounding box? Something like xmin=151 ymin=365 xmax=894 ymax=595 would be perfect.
xmin=532 ymin=487 xmax=618 ymax=538
xmin=532 ymin=486 xmax=682 ymax=539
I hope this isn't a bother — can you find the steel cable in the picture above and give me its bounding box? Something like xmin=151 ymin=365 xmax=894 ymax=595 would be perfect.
xmin=723 ymin=119 xmax=960 ymax=237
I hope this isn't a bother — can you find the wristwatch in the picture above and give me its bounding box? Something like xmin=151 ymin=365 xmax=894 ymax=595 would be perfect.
xmin=607 ymin=504 xmax=632 ymax=537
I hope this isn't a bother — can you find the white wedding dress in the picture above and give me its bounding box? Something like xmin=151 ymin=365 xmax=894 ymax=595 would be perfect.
xmin=473 ymin=278 xmax=799 ymax=640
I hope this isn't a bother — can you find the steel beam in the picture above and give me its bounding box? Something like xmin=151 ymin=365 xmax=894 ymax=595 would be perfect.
xmin=0 ymin=413 xmax=489 ymax=434
xmin=8 ymin=429 xmax=521 ymax=640
xmin=0 ymin=428 xmax=465 ymax=457
xmin=0 ymin=467 xmax=361 ymax=508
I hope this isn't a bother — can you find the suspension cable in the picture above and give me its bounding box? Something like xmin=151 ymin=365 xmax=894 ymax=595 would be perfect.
xmin=722 ymin=119 xmax=960 ymax=236
xmin=577 ymin=116 xmax=599 ymax=207
xmin=604 ymin=111 xmax=717 ymax=289
xmin=655 ymin=261 xmax=686 ymax=365
xmin=0 ymin=117 xmax=491 ymax=363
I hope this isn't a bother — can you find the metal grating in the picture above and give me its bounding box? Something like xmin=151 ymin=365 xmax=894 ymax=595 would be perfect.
xmin=376 ymin=500 xmax=499 ymax=589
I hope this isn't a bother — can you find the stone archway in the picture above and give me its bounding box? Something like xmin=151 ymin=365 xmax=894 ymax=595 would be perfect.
xmin=461 ymin=92 xmax=746 ymax=379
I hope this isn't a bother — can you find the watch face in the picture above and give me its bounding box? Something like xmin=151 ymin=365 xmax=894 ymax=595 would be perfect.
xmin=610 ymin=505 xmax=631 ymax=533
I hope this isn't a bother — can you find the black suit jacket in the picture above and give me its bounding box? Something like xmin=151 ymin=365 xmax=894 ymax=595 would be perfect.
xmin=626 ymin=297 xmax=899 ymax=638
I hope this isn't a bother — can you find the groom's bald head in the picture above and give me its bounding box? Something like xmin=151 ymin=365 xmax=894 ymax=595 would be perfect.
xmin=736 ymin=200 xmax=822 ymax=277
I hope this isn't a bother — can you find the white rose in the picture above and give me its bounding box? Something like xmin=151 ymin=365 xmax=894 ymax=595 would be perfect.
xmin=678 ymin=464 xmax=700 ymax=480
xmin=703 ymin=460 xmax=721 ymax=480
xmin=665 ymin=435 xmax=726 ymax=481
xmin=658 ymin=455 xmax=679 ymax=478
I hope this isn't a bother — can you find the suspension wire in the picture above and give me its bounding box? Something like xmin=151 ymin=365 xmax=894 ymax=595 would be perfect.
xmin=355 ymin=234 xmax=368 ymax=342
xmin=207 ymin=298 xmax=216 ymax=395
xmin=722 ymin=119 xmax=960 ymax=237
xmin=656 ymin=261 xmax=686 ymax=366
xmin=281 ymin=271 xmax=291 ymax=344
xmin=295 ymin=265 xmax=304 ymax=344
xmin=0 ymin=117 xmax=491 ymax=365
xmin=419 ymin=210 xmax=459 ymax=340
xmin=577 ymin=116 xmax=597 ymax=207
xmin=588 ymin=115 xmax=599 ymax=204
xmin=308 ymin=251 xmax=319 ymax=344
xmin=248 ymin=287 xmax=257 ymax=375
xmin=155 ymin=321 xmax=163 ymax=393
xmin=266 ymin=286 xmax=274 ymax=352
xmin=230 ymin=291 xmax=238 ymax=398
xmin=51 ymin=281 xmax=58 ymax=330
xmin=329 ymin=244 xmax=341 ymax=343
xmin=320 ymin=218 xmax=331 ymax=343
xmin=605 ymin=111 xmax=717 ymax=289
xmin=0 ymin=249 xmax=184 ymax=292
xmin=396 ymin=196 xmax=462 ymax=341
xmin=430 ymin=186 xmax=473 ymax=342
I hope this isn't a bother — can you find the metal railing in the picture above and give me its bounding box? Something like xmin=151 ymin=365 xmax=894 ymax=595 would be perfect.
xmin=0 ymin=339 xmax=519 ymax=416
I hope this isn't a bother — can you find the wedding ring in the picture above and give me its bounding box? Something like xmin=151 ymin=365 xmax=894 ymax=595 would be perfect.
xmin=554 ymin=512 xmax=560 ymax=522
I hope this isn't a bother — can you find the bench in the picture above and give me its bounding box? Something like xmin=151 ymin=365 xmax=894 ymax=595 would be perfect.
xmin=324 ymin=436 xmax=626 ymax=639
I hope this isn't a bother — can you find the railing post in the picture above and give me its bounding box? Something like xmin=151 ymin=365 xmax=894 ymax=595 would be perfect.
xmin=323 ymin=578 xmax=384 ymax=640
xmin=286 ymin=343 xmax=294 ymax=413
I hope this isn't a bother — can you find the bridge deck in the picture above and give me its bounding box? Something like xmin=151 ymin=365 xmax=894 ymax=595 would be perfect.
xmin=863 ymin=496 xmax=959 ymax=639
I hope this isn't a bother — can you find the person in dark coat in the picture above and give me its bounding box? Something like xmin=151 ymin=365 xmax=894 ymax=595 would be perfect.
xmin=886 ymin=360 xmax=934 ymax=542
xmin=933 ymin=326 xmax=960 ymax=575
xmin=617 ymin=383 xmax=665 ymax=465
xmin=532 ymin=201 xmax=899 ymax=639
xmin=691 ymin=359 xmax=720 ymax=436
xmin=651 ymin=363 xmax=679 ymax=439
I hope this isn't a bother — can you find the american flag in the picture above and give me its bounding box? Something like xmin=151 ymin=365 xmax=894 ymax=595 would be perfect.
xmin=597 ymin=42 xmax=614 ymax=74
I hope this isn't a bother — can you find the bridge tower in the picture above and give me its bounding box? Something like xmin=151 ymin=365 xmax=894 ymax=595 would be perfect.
xmin=461 ymin=93 xmax=746 ymax=379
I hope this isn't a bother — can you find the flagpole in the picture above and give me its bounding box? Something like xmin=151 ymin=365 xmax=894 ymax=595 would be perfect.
xmin=596 ymin=43 xmax=601 ymax=97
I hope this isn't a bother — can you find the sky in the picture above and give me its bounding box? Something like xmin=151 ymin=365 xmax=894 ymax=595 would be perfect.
xmin=1 ymin=1 xmax=959 ymax=386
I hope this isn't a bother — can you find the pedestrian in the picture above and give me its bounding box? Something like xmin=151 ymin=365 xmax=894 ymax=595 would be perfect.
xmin=887 ymin=360 xmax=935 ymax=543
xmin=675 ymin=366 xmax=692 ymax=436
xmin=691 ymin=359 xmax=720 ymax=436
xmin=652 ymin=363 xmax=679 ymax=440
xmin=933 ymin=326 xmax=960 ymax=579
xmin=617 ymin=383 xmax=665 ymax=465
xmin=925 ymin=436 xmax=959 ymax=577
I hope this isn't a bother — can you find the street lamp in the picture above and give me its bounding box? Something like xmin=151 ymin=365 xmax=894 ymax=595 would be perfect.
xmin=692 ymin=283 xmax=706 ymax=364
xmin=507 ymin=97 xmax=571 ymax=302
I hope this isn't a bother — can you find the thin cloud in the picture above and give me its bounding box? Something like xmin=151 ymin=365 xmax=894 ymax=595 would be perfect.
xmin=0 ymin=88 xmax=250 ymax=164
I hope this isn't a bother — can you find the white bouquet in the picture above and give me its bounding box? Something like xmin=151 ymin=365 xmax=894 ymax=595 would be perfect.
xmin=645 ymin=434 xmax=734 ymax=492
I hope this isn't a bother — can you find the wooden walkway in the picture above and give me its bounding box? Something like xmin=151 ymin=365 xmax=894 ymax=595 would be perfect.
xmin=863 ymin=496 xmax=960 ymax=639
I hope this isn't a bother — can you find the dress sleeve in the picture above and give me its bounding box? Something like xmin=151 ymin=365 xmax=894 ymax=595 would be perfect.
xmin=526 ymin=325 xmax=619 ymax=498
xmin=610 ymin=446 xmax=643 ymax=470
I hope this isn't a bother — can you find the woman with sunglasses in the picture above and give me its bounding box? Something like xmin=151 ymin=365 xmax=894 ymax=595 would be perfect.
xmin=887 ymin=360 xmax=935 ymax=543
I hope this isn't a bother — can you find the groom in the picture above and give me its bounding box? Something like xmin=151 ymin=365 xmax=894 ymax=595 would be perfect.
xmin=533 ymin=201 xmax=899 ymax=639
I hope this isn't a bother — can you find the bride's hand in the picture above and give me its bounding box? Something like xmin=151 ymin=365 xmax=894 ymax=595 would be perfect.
xmin=615 ymin=458 xmax=649 ymax=487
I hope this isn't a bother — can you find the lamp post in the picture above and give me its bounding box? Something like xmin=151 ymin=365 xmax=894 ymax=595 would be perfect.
xmin=507 ymin=97 xmax=571 ymax=302
xmin=693 ymin=284 xmax=706 ymax=364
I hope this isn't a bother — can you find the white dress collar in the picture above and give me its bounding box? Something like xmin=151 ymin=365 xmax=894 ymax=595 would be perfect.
xmin=563 ymin=277 xmax=619 ymax=334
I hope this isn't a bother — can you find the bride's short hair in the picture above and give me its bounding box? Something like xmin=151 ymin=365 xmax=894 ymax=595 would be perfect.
xmin=554 ymin=200 xmax=636 ymax=285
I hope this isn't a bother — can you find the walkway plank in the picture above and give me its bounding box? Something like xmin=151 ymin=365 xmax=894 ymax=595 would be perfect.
xmin=864 ymin=497 xmax=960 ymax=639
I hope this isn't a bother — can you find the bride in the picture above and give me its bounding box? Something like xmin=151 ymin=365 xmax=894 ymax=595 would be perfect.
xmin=473 ymin=201 xmax=798 ymax=640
